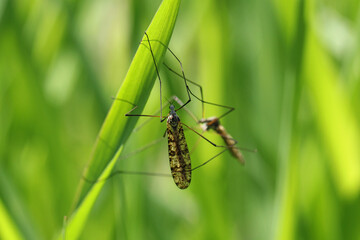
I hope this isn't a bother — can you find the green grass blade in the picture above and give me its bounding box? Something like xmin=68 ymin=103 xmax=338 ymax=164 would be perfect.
xmin=60 ymin=0 xmax=181 ymax=239
xmin=0 ymin=199 xmax=23 ymax=240
xmin=303 ymin=31 xmax=360 ymax=198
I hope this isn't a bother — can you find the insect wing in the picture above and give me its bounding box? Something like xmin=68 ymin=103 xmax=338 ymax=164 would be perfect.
xmin=167 ymin=121 xmax=191 ymax=189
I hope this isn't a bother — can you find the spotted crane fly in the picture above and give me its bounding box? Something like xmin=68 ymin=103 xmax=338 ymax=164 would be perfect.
xmin=166 ymin=105 xmax=192 ymax=189
xmin=121 ymin=32 xmax=194 ymax=189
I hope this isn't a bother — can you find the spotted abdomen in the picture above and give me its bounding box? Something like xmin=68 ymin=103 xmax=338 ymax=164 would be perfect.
xmin=167 ymin=122 xmax=191 ymax=189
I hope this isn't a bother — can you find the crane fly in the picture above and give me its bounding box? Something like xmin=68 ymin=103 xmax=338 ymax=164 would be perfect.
xmin=166 ymin=105 xmax=191 ymax=189
xmin=124 ymin=102 xmax=194 ymax=189
xmin=121 ymin=32 xmax=194 ymax=189
xmin=199 ymin=117 xmax=245 ymax=164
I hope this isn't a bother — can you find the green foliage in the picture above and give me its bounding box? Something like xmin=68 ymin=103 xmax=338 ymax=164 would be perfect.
xmin=1 ymin=0 xmax=360 ymax=239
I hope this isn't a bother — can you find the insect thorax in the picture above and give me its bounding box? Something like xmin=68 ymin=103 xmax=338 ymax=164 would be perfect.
xmin=167 ymin=105 xmax=180 ymax=129
xmin=167 ymin=114 xmax=180 ymax=130
xmin=200 ymin=116 xmax=220 ymax=131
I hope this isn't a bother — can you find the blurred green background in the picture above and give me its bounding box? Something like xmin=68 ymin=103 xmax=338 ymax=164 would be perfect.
xmin=1 ymin=0 xmax=360 ymax=239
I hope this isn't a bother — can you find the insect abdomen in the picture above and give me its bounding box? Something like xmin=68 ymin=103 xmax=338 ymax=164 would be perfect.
xmin=217 ymin=125 xmax=245 ymax=165
xmin=167 ymin=123 xmax=191 ymax=189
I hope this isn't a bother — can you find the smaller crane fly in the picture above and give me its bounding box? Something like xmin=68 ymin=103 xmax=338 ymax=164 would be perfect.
xmin=199 ymin=117 xmax=245 ymax=164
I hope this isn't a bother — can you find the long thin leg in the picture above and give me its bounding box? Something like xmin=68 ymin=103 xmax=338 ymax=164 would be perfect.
xmin=144 ymin=32 xmax=163 ymax=122
xmin=181 ymin=122 xmax=233 ymax=171
xmin=191 ymin=149 xmax=228 ymax=172
xmin=111 ymin=33 xmax=167 ymax=122
xmin=180 ymin=124 xmax=244 ymax=171
xmin=110 ymin=97 xmax=165 ymax=120
xmin=111 ymin=97 xmax=171 ymax=132
xmin=163 ymin=63 xmax=235 ymax=120
xmin=84 ymin=150 xmax=231 ymax=184
xmin=118 ymin=33 xmax=172 ymax=123
xmin=163 ymin=47 xmax=192 ymax=112
xmin=83 ymin=170 xmax=171 ymax=184
xmin=120 ymin=137 xmax=165 ymax=160
xmin=164 ymin=63 xmax=204 ymax=117
xmin=139 ymin=37 xmax=235 ymax=120
xmin=181 ymin=122 xmax=235 ymax=148
xmin=133 ymin=100 xmax=171 ymax=132
xmin=125 ymin=104 xmax=164 ymax=119
xmin=87 ymin=131 xmax=170 ymax=183
xmin=139 ymin=37 xmax=192 ymax=113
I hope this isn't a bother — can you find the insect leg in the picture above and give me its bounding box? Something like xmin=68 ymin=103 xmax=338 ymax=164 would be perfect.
xmin=83 ymin=170 xmax=171 ymax=184
xmin=190 ymin=149 xmax=228 ymax=172
xmin=139 ymin=38 xmax=192 ymax=112
xmin=181 ymin=122 xmax=234 ymax=148
xmin=163 ymin=63 xmax=235 ymax=120
xmin=144 ymin=32 xmax=164 ymax=122
xmin=139 ymin=36 xmax=234 ymax=120
xmin=84 ymin=136 xmax=171 ymax=183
